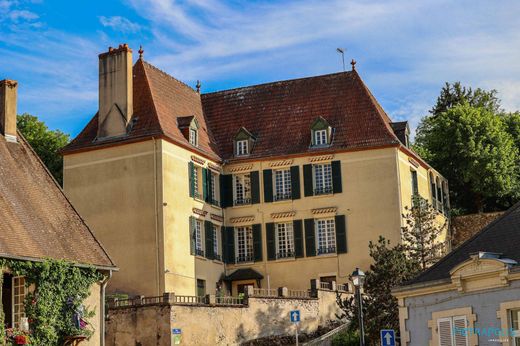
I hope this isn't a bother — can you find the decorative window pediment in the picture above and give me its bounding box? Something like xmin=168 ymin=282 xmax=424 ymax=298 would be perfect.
xmin=234 ymin=127 xmax=255 ymax=157
xmin=310 ymin=117 xmax=333 ymax=147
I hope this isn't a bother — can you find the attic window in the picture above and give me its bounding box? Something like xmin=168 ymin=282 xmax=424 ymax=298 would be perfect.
xmin=177 ymin=116 xmax=199 ymax=147
xmin=234 ymin=127 xmax=255 ymax=157
xmin=311 ymin=117 xmax=332 ymax=147
xmin=189 ymin=128 xmax=198 ymax=147
xmin=236 ymin=140 xmax=249 ymax=156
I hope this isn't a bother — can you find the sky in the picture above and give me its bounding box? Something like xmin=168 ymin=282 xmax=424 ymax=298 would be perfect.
xmin=1 ymin=0 xmax=520 ymax=137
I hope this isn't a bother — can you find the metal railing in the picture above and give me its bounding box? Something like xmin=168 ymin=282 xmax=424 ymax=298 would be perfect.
xmin=317 ymin=245 xmax=336 ymax=255
xmin=251 ymin=288 xmax=278 ymax=297
xmin=210 ymin=198 xmax=220 ymax=207
xmin=314 ymin=186 xmax=333 ymax=195
xmin=320 ymin=281 xmax=332 ymax=290
xmin=287 ymin=289 xmax=311 ymax=299
xmin=276 ymin=250 xmax=295 ymax=259
xmin=236 ymin=254 xmax=255 ymax=263
xmin=195 ymin=248 xmax=205 ymax=257
xmin=274 ymin=192 xmax=292 ymax=201
xmin=234 ymin=198 xmax=251 ymax=206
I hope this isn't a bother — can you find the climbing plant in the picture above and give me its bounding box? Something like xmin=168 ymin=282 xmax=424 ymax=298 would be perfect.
xmin=0 ymin=259 xmax=103 ymax=345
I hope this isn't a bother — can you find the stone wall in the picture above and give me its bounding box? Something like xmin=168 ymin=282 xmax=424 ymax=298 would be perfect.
xmin=106 ymin=288 xmax=346 ymax=346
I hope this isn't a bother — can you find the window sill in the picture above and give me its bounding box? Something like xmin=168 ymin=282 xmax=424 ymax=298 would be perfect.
xmin=231 ymin=203 xmax=253 ymax=208
xmin=195 ymin=255 xmax=208 ymax=261
xmin=274 ymin=257 xmax=296 ymax=263
xmin=211 ymin=203 xmax=222 ymax=211
xmin=213 ymin=259 xmax=224 ymax=265
xmin=233 ymin=261 xmax=256 ymax=266
xmin=312 ymin=193 xmax=334 ymax=199
xmin=316 ymin=252 xmax=338 ymax=258
xmin=272 ymin=198 xmax=293 ymax=205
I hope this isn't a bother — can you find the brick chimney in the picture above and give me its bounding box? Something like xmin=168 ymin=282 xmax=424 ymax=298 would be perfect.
xmin=0 ymin=79 xmax=18 ymax=142
xmin=98 ymin=44 xmax=133 ymax=139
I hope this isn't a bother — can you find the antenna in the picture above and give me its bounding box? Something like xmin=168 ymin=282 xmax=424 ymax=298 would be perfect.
xmin=336 ymin=48 xmax=346 ymax=71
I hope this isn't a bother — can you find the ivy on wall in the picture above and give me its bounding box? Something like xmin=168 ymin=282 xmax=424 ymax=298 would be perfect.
xmin=0 ymin=259 xmax=103 ymax=345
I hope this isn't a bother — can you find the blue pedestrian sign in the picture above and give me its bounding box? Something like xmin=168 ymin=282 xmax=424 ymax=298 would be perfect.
xmin=290 ymin=310 xmax=300 ymax=323
xmin=172 ymin=329 xmax=181 ymax=334
xmin=380 ymin=329 xmax=395 ymax=346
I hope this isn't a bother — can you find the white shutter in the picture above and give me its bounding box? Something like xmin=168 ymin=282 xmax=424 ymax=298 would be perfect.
xmin=453 ymin=316 xmax=468 ymax=346
xmin=438 ymin=317 xmax=454 ymax=346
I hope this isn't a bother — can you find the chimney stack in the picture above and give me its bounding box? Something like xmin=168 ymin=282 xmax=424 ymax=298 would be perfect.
xmin=0 ymin=79 xmax=18 ymax=142
xmin=98 ymin=44 xmax=133 ymax=138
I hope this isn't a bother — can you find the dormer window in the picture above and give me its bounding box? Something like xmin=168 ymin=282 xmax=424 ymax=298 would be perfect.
xmin=189 ymin=128 xmax=198 ymax=146
xmin=177 ymin=115 xmax=199 ymax=147
xmin=311 ymin=117 xmax=332 ymax=147
xmin=236 ymin=140 xmax=249 ymax=156
xmin=234 ymin=127 xmax=255 ymax=157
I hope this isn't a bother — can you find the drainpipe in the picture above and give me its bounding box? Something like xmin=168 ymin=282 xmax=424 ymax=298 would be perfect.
xmin=100 ymin=270 xmax=112 ymax=346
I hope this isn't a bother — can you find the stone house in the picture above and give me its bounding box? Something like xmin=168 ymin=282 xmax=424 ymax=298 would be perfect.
xmin=0 ymin=79 xmax=117 ymax=345
xmin=61 ymin=44 xmax=449 ymax=298
xmin=394 ymin=202 xmax=520 ymax=346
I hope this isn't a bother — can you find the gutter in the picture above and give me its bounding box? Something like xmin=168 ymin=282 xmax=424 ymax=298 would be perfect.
xmin=0 ymin=253 xmax=118 ymax=272
xmin=100 ymin=270 xmax=112 ymax=346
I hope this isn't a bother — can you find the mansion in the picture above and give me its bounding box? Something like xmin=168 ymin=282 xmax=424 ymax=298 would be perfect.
xmin=61 ymin=44 xmax=449 ymax=297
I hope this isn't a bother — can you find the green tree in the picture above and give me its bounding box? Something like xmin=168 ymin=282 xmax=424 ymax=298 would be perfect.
xmin=430 ymin=82 xmax=501 ymax=116
xmin=337 ymin=237 xmax=419 ymax=345
xmin=415 ymin=104 xmax=518 ymax=213
xmin=402 ymin=197 xmax=448 ymax=269
xmin=17 ymin=113 xmax=70 ymax=185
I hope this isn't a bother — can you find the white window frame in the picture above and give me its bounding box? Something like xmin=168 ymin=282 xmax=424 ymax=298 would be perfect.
xmin=193 ymin=165 xmax=203 ymax=199
xmin=235 ymin=226 xmax=253 ymax=263
xmin=194 ymin=219 xmax=204 ymax=256
xmin=314 ymin=129 xmax=328 ymax=146
xmin=213 ymin=224 xmax=220 ymax=260
xmin=236 ymin=140 xmax=249 ymax=156
xmin=313 ymin=163 xmax=333 ymax=195
xmin=275 ymin=223 xmax=294 ymax=258
xmin=233 ymin=173 xmax=251 ymax=205
xmin=510 ymin=309 xmax=520 ymax=345
xmin=210 ymin=172 xmax=217 ymax=203
xmin=274 ymin=169 xmax=292 ymax=201
xmin=12 ymin=276 xmax=26 ymax=329
xmin=189 ymin=128 xmax=198 ymax=146
xmin=437 ymin=316 xmax=468 ymax=346
xmin=315 ymin=218 xmax=336 ymax=255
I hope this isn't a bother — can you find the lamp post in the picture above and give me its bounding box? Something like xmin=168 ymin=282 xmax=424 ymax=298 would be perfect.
xmin=352 ymin=267 xmax=366 ymax=346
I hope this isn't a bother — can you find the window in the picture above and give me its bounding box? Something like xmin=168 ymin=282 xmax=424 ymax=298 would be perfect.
xmin=437 ymin=316 xmax=468 ymax=346
xmin=236 ymin=140 xmax=249 ymax=156
xmin=314 ymin=129 xmax=328 ymax=146
xmin=194 ymin=219 xmax=204 ymax=257
xmin=196 ymin=279 xmax=206 ymax=297
xmin=430 ymin=173 xmax=437 ymax=209
xmin=189 ymin=128 xmax=198 ymax=146
xmin=436 ymin=177 xmax=443 ymax=213
xmin=314 ymin=163 xmax=333 ymax=195
xmin=274 ymin=169 xmax=292 ymax=201
xmin=213 ymin=225 xmax=221 ymax=261
xmin=12 ymin=276 xmax=26 ymax=329
xmin=210 ymin=172 xmax=218 ymax=205
xmin=510 ymin=309 xmax=520 ymax=345
xmin=233 ymin=174 xmax=251 ymax=205
xmin=316 ymin=219 xmax=336 ymax=255
xmin=193 ymin=165 xmax=203 ymax=199
xmin=236 ymin=226 xmax=254 ymax=263
xmin=411 ymin=170 xmax=419 ymax=196
xmin=276 ymin=223 xmax=294 ymax=259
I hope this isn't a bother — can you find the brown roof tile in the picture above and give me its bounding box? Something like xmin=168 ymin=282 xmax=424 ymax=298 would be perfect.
xmin=0 ymin=134 xmax=115 ymax=268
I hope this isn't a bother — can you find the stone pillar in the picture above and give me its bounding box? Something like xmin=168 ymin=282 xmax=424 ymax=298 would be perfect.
xmin=246 ymin=285 xmax=255 ymax=297
xmin=163 ymin=292 xmax=175 ymax=304
xmin=278 ymin=287 xmax=288 ymax=298
xmin=0 ymin=79 xmax=17 ymax=142
xmin=207 ymin=294 xmax=216 ymax=304
xmin=331 ymin=281 xmax=337 ymax=291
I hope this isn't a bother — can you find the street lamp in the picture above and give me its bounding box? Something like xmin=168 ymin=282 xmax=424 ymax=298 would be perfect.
xmin=352 ymin=268 xmax=366 ymax=346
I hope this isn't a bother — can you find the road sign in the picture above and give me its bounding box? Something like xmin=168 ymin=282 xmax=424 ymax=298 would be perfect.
xmin=380 ymin=329 xmax=395 ymax=346
xmin=172 ymin=328 xmax=182 ymax=345
xmin=290 ymin=310 xmax=300 ymax=323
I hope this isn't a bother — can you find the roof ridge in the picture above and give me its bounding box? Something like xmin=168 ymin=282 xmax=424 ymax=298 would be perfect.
xmin=201 ymin=71 xmax=356 ymax=96
xmin=141 ymin=60 xmax=198 ymax=95
xmin=404 ymin=202 xmax=520 ymax=286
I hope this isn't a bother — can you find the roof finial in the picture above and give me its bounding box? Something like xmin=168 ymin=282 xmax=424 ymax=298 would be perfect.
xmin=196 ymin=80 xmax=201 ymax=93
xmin=138 ymin=45 xmax=144 ymax=59
xmin=351 ymin=59 xmax=356 ymax=71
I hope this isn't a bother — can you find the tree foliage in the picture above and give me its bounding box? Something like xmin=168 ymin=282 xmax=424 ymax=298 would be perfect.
xmin=415 ymin=102 xmax=518 ymax=213
xmin=17 ymin=113 xmax=70 ymax=185
xmin=430 ymin=82 xmax=501 ymax=116
xmin=401 ymin=197 xmax=447 ymax=270
xmin=337 ymin=237 xmax=419 ymax=345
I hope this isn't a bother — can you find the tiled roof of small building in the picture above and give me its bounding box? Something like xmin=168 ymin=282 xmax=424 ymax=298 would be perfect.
xmin=404 ymin=202 xmax=520 ymax=286
xmin=63 ymin=60 xmax=402 ymax=161
xmin=0 ymin=134 xmax=115 ymax=269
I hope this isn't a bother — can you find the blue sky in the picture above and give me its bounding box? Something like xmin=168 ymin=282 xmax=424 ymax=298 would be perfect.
xmin=1 ymin=0 xmax=520 ymax=137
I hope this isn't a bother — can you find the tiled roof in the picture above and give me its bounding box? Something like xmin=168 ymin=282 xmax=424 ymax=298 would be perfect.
xmin=0 ymin=134 xmax=115 ymax=269
xmin=404 ymin=202 xmax=520 ymax=286
xmin=63 ymin=60 xmax=401 ymax=161
xmin=224 ymin=268 xmax=264 ymax=281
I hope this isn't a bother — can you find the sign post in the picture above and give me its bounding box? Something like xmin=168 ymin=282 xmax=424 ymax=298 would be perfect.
xmin=380 ymin=329 xmax=395 ymax=346
xmin=290 ymin=310 xmax=301 ymax=346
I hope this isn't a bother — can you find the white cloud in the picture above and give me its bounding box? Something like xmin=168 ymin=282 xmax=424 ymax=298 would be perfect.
xmin=99 ymin=15 xmax=141 ymax=33
xmin=9 ymin=9 xmax=37 ymax=22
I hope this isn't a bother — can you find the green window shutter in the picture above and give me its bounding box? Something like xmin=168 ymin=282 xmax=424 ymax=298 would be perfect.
xmin=293 ymin=220 xmax=304 ymax=258
xmin=188 ymin=162 xmax=195 ymax=198
xmin=335 ymin=215 xmax=347 ymax=254
xmin=266 ymin=223 xmax=276 ymax=260
xmin=263 ymin=169 xmax=273 ymax=203
xmin=205 ymin=221 xmax=214 ymax=259
xmin=202 ymin=168 xmax=208 ymax=202
xmin=252 ymin=224 xmax=263 ymax=262
xmin=303 ymin=164 xmax=314 ymax=197
xmin=331 ymin=160 xmax=342 ymax=194
xmin=223 ymin=227 xmax=235 ymax=264
xmin=251 ymin=171 xmax=260 ymax=204
xmin=220 ymin=175 xmax=233 ymax=208
xmin=189 ymin=216 xmax=195 ymax=255
xmin=291 ymin=166 xmax=301 ymax=200
xmin=304 ymin=218 xmax=316 ymax=257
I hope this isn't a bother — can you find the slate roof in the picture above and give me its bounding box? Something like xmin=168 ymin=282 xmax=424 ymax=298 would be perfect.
xmin=403 ymin=202 xmax=520 ymax=286
xmin=224 ymin=268 xmax=264 ymax=281
xmin=63 ymin=59 xmax=403 ymax=162
xmin=0 ymin=133 xmax=115 ymax=269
